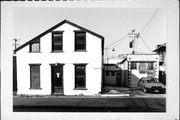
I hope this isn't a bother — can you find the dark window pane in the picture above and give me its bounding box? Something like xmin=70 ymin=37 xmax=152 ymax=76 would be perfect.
xmin=75 ymin=32 xmax=86 ymax=51
xmin=76 ymin=66 xmax=85 ymax=76
xmin=75 ymin=65 xmax=86 ymax=88
xmin=139 ymin=63 xmax=146 ymax=74
xmin=52 ymin=32 xmax=63 ymax=51
xmin=131 ymin=62 xmax=137 ymax=69
xmin=30 ymin=65 xmax=40 ymax=89
xmin=105 ymin=71 xmax=110 ymax=76
xmin=147 ymin=62 xmax=154 ymax=70
xmin=75 ymin=77 xmax=85 ymax=87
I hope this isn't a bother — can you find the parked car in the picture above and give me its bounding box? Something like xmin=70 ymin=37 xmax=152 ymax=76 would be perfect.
xmin=138 ymin=77 xmax=166 ymax=93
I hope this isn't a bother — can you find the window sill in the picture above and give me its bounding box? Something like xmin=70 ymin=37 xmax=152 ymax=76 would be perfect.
xmin=29 ymin=52 xmax=41 ymax=53
xmin=29 ymin=88 xmax=42 ymax=90
xmin=74 ymin=88 xmax=87 ymax=90
xmin=74 ymin=50 xmax=87 ymax=52
xmin=51 ymin=51 xmax=64 ymax=53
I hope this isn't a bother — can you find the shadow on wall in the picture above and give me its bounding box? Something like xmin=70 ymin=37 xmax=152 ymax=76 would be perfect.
xmin=130 ymin=73 xmax=140 ymax=88
xmin=159 ymin=71 xmax=166 ymax=85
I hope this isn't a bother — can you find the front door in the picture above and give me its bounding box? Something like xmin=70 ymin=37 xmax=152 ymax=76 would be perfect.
xmin=51 ymin=65 xmax=63 ymax=94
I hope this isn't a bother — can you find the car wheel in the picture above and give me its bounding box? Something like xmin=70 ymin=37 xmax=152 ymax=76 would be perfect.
xmin=143 ymin=87 xmax=147 ymax=93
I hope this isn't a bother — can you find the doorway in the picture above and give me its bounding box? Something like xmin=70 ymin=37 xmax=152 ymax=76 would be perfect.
xmin=51 ymin=64 xmax=64 ymax=94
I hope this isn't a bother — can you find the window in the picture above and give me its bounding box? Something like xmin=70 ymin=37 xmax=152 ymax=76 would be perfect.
xmin=105 ymin=71 xmax=110 ymax=76
xmin=30 ymin=64 xmax=41 ymax=89
xmin=75 ymin=31 xmax=86 ymax=51
xmin=116 ymin=72 xmax=121 ymax=77
xmin=52 ymin=31 xmax=63 ymax=52
xmin=147 ymin=62 xmax=154 ymax=70
xmin=131 ymin=62 xmax=137 ymax=69
xmin=30 ymin=38 xmax=40 ymax=52
xmin=111 ymin=71 xmax=116 ymax=76
xmin=139 ymin=63 xmax=146 ymax=74
xmin=74 ymin=64 xmax=86 ymax=89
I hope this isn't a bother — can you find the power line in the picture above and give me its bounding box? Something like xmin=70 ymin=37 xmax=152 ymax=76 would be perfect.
xmin=13 ymin=39 xmax=20 ymax=50
xmin=140 ymin=8 xmax=159 ymax=33
xmin=105 ymin=34 xmax=128 ymax=48
xmin=113 ymin=35 xmax=128 ymax=48
xmin=139 ymin=34 xmax=152 ymax=52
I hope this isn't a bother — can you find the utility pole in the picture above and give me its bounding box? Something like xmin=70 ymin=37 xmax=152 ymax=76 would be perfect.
xmin=13 ymin=39 xmax=19 ymax=50
xmin=128 ymin=29 xmax=139 ymax=54
xmin=104 ymin=48 xmax=115 ymax=63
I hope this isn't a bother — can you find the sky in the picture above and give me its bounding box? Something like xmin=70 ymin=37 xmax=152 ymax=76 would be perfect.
xmin=14 ymin=8 xmax=166 ymax=58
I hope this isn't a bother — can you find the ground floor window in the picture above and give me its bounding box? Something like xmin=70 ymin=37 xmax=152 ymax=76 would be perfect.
xmin=105 ymin=71 xmax=110 ymax=76
xmin=147 ymin=62 xmax=154 ymax=70
xmin=131 ymin=62 xmax=137 ymax=69
xmin=138 ymin=62 xmax=154 ymax=74
xmin=29 ymin=64 xmax=41 ymax=89
xmin=74 ymin=64 xmax=86 ymax=89
xmin=139 ymin=63 xmax=146 ymax=74
xmin=105 ymin=71 xmax=116 ymax=77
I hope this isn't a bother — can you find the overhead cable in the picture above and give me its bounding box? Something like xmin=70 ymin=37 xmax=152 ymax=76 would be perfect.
xmin=139 ymin=34 xmax=152 ymax=52
xmin=105 ymin=34 xmax=129 ymax=48
xmin=140 ymin=8 xmax=159 ymax=33
xmin=113 ymin=36 xmax=128 ymax=48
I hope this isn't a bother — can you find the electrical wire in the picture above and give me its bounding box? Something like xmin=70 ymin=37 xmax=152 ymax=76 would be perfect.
xmin=105 ymin=34 xmax=129 ymax=48
xmin=139 ymin=34 xmax=152 ymax=52
xmin=113 ymin=36 xmax=128 ymax=48
xmin=140 ymin=8 xmax=159 ymax=33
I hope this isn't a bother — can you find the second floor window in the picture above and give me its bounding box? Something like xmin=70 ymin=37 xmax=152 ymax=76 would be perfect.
xmin=52 ymin=31 xmax=63 ymax=52
xmin=30 ymin=38 xmax=40 ymax=52
xmin=75 ymin=31 xmax=86 ymax=51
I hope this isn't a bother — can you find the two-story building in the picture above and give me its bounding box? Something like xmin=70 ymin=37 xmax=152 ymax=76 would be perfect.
xmin=14 ymin=20 xmax=104 ymax=95
xmin=153 ymin=43 xmax=166 ymax=85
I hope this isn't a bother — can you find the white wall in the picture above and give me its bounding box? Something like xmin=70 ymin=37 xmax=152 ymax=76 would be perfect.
xmin=107 ymin=58 xmax=124 ymax=64
xmin=127 ymin=54 xmax=159 ymax=79
xmin=16 ymin=23 xmax=103 ymax=95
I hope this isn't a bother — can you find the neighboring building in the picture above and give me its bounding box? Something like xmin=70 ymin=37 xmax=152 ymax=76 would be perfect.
xmin=103 ymin=64 xmax=128 ymax=87
xmin=103 ymin=57 xmax=128 ymax=87
xmin=153 ymin=43 xmax=166 ymax=85
xmin=13 ymin=55 xmax=17 ymax=92
xmin=14 ymin=20 xmax=104 ymax=95
xmin=119 ymin=54 xmax=159 ymax=87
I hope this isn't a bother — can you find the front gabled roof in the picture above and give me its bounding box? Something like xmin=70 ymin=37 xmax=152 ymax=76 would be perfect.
xmin=14 ymin=19 xmax=104 ymax=53
xmin=119 ymin=57 xmax=127 ymax=64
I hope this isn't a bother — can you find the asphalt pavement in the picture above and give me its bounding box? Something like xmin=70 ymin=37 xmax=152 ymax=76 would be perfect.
xmin=13 ymin=95 xmax=166 ymax=112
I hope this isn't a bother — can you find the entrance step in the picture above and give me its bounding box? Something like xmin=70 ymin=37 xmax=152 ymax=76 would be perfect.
xmin=52 ymin=93 xmax=64 ymax=96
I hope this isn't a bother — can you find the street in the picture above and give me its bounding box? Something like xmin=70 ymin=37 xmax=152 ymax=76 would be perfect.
xmin=13 ymin=95 xmax=166 ymax=112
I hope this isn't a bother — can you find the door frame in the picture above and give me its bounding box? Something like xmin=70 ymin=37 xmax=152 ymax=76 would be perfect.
xmin=50 ymin=63 xmax=64 ymax=94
